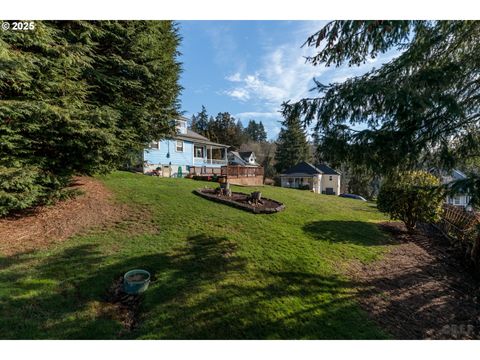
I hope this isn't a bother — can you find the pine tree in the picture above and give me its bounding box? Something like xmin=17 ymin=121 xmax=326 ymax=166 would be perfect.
xmin=191 ymin=105 xmax=209 ymax=137
xmin=245 ymin=120 xmax=267 ymax=142
xmin=284 ymin=21 xmax=480 ymax=176
xmin=208 ymin=112 xmax=243 ymax=148
xmin=257 ymin=121 xmax=267 ymax=142
xmin=274 ymin=115 xmax=310 ymax=173
xmin=0 ymin=21 xmax=182 ymax=216
xmin=86 ymin=21 xmax=182 ymax=159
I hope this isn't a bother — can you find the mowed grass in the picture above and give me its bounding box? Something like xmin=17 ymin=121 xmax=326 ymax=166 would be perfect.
xmin=0 ymin=171 xmax=391 ymax=339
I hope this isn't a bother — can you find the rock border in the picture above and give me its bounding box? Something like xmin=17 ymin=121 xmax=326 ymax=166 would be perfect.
xmin=193 ymin=188 xmax=285 ymax=214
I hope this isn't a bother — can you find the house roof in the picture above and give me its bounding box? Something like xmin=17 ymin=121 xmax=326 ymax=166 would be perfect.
xmin=429 ymin=167 xmax=468 ymax=184
xmin=452 ymin=169 xmax=467 ymax=179
xmin=175 ymin=129 xmax=229 ymax=148
xmin=228 ymin=151 xmax=259 ymax=166
xmin=239 ymin=151 xmax=254 ymax=159
xmin=280 ymin=162 xmax=340 ymax=176
xmin=315 ymin=163 xmax=340 ymax=175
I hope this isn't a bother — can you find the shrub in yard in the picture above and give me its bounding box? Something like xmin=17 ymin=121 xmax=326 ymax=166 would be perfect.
xmin=0 ymin=166 xmax=43 ymax=216
xmin=377 ymin=170 xmax=444 ymax=232
xmin=0 ymin=166 xmax=75 ymax=216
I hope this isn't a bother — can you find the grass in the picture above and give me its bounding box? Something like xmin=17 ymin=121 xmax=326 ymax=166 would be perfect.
xmin=0 ymin=171 xmax=391 ymax=339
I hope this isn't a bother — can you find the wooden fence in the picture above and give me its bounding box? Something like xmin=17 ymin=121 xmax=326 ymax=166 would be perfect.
xmin=434 ymin=204 xmax=479 ymax=245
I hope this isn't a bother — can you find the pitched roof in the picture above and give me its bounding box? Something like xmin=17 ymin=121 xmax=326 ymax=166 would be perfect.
xmin=228 ymin=151 xmax=247 ymax=165
xmin=175 ymin=129 xmax=229 ymax=148
xmin=429 ymin=167 xmax=468 ymax=184
xmin=239 ymin=151 xmax=254 ymax=159
xmin=228 ymin=151 xmax=259 ymax=166
xmin=315 ymin=163 xmax=340 ymax=175
xmin=281 ymin=162 xmax=340 ymax=176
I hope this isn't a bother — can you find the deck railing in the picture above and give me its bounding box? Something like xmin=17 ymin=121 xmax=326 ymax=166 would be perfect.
xmin=194 ymin=157 xmax=227 ymax=165
xmin=221 ymin=165 xmax=264 ymax=178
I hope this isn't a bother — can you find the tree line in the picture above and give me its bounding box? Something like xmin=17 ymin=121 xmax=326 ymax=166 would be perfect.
xmin=190 ymin=105 xmax=267 ymax=148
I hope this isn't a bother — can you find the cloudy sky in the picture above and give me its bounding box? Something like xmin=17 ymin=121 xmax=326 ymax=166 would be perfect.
xmin=179 ymin=21 xmax=399 ymax=140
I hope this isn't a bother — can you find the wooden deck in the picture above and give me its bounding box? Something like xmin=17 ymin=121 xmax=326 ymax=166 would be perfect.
xmin=189 ymin=165 xmax=264 ymax=186
xmin=221 ymin=165 xmax=264 ymax=186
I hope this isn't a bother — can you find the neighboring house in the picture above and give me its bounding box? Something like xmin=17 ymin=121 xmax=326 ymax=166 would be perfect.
xmin=143 ymin=116 xmax=229 ymax=177
xmin=228 ymin=151 xmax=259 ymax=167
xmin=432 ymin=168 xmax=472 ymax=208
xmin=280 ymin=161 xmax=341 ymax=195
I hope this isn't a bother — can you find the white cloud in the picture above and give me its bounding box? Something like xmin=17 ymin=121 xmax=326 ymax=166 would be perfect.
xmin=235 ymin=111 xmax=279 ymax=119
xmin=220 ymin=21 xmax=401 ymax=139
xmin=223 ymin=24 xmax=330 ymax=110
xmin=225 ymin=72 xmax=242 ymax=82
xmin=225 ymin=88 xmax=250 ymax=101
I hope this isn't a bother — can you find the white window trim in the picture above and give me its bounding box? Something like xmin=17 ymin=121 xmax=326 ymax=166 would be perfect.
xmin=194 ymin=145 xmax=204 ymax=158
xmin=176 ymin=140 xmax=184 ymax=152
xmin=149 ymin=141 xmax=159 ymax=149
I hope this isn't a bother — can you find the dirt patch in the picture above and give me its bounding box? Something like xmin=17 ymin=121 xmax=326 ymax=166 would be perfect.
xmin=103 ymin=275 xmax=144 ymax=335
xmin=0 ymin=176 xmax=129 ymax=256
xmin=348 ymin=222 xmax=480 ymax=339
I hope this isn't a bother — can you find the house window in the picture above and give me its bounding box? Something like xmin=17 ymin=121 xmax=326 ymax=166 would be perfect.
xmin=176 ymin=120 xmax=187 ymax=135
xmin=329 ymin=176 xmax=333 ymax=181
xmin=194 ymin=145 xmax=204 ymax=158
xmin=149 ymin=141 xmax=159 ymax=149
xmin=176 ymin=140 xmax=184 ymax=152
xmin=454 ymin=196 xmax=461 ymax=205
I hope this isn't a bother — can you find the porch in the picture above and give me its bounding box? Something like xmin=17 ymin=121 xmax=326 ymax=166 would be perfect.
xmin=280 ymin=175 xmax=324 ymax=193
xmin=193 ymin=143 xmax=228 ymax=167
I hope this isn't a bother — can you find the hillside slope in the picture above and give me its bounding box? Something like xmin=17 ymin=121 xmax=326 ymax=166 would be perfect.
xmin=0 ymin=171 xmax=390 ymax=339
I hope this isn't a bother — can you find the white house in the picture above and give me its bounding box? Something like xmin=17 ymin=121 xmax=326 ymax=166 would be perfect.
xmin=280 ymin=162 xmax=341 ymax=195
xmin=228 ymin=151 xmax=259 ymax=167
xmin=438 ymin=169 xmax=472 ymax=208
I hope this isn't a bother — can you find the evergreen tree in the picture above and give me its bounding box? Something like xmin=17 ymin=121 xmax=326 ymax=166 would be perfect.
xmin=284 ymin=21 xmax=480 ymax=176
xmin=257 ymin=121 xmax=267 ymax=142
xmin=191 ymin=105 xmax=209 ymax=137
xmin=86 ymin=21 xmax=182 ymax=159
xmin=274 ymin=115 xmax=310 ymax=173
xmin=245 ymin=120 xmax=268 ymax=142
xmin=208 ymin=112 xmax=242 ymax=148
xmin=0 ymin=21 xmax=182 ymax=215
xmin=234 ymin=120 xmax=248 ymax=147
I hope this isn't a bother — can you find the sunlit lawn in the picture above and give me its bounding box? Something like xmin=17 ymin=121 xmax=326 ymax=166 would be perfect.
xmin=0 ymin=171 xmax=391 ymax=339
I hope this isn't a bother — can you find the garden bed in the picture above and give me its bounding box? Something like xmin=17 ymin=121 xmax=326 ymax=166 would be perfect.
xmin=193 ymin=188 xmax=285 ymax=214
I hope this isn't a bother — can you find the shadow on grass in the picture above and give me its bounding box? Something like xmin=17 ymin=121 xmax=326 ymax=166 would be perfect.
xmin=0 ymin=233 xmax=386 ymax=339
xmin=303 ymin=220 xmax=390 ymax=246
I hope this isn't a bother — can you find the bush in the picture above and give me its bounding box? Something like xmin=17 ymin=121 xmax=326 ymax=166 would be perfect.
xmin=0 ymin=166 xmax=73 ymax=217
xmin=0 ymin=166 xmax=43 ymax=216
xmin=377 ymin=170 xmax=444 ymax=232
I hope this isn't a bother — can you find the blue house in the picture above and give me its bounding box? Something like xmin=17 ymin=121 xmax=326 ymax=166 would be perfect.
xmin=143 ymin=117 xmax=230 ymax=177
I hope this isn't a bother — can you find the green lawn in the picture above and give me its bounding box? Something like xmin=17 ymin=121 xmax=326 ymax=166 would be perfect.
xmin=0 ymin=171 xmax=391 ymax=339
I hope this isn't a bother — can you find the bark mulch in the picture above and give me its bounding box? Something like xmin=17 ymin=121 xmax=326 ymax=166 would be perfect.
xmin=0 ymin=176 xmax=128 ymax=256
xmin=348 ymin=221 xmax=480 ymax=339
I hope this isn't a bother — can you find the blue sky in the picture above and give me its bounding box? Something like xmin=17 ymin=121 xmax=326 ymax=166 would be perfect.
xmin=179 ymin=21 xmax=399 ymax=140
